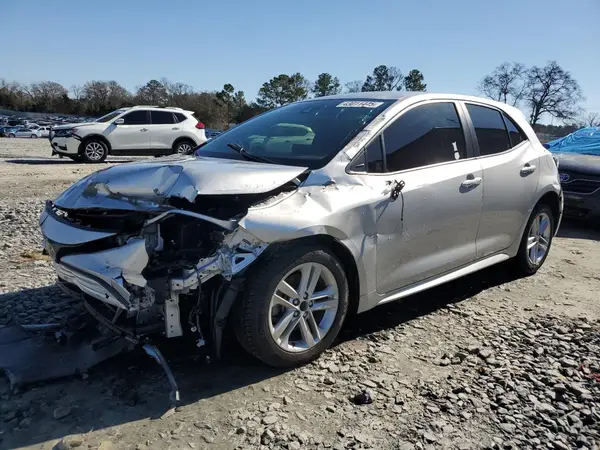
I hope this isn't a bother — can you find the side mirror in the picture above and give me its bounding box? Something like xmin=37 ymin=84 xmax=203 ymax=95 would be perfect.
xmin=114 ymin=118 xmax=124 ymax=125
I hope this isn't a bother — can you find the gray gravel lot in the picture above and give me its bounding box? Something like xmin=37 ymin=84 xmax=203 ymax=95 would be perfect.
xmin=0 ymin=138 xmax=599 ymax=450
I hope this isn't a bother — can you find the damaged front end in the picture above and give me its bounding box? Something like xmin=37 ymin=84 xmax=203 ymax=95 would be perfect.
xmin=40 ymin=198 xmax=268 ymax=353
xmin=38 ymin=157 xmax=309 ymax=358
xmin=24 ymin=157 xmax=311 ymax=400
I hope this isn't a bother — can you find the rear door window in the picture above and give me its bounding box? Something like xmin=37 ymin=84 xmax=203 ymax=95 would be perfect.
xmin=151 ymin=111 xmax=176 ymax=124
xmin=466 ymin=104 xmax=511 ymax=156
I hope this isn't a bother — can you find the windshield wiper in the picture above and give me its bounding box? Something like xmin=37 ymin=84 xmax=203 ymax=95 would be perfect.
xmin=226 ymin=142 xmax=276 ymax=164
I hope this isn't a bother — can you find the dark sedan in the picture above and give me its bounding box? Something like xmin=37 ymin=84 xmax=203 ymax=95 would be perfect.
xmin=554 ymin=153 xmax=600 ymax=222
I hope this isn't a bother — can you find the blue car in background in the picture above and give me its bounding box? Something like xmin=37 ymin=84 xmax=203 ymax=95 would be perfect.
xmin=205 ymin=128 xmax=222 ymax=139
xmin=547 ymin=127 xmax=600 ymax=222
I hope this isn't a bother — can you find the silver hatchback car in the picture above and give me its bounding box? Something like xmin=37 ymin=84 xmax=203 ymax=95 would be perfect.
xmin=40 ymin=92 xmax=563 ymax=367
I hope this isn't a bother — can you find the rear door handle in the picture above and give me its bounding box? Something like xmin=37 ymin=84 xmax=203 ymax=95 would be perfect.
xmin=140 ymin=128 xmax=148 ymax=132
xmin=520 ymin=164 xmax=536 ymax=175
xmin=172 ymin=127 xmax=179 ymax=130
xmin=461 ymin=176 xmax=482 ymax=188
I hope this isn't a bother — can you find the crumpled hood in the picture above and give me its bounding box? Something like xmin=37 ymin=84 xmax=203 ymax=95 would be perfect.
xmin=54 ymin=155 xmax=308 ymax=211
xmin=51 ymin=122 xmax=98 ymax=130
xmin=555 ymin=153 xmax=600 ymax=176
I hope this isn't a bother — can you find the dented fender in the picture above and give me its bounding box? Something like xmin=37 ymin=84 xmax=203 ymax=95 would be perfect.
xmin=237 ymin=163 xmax=383 ymax=298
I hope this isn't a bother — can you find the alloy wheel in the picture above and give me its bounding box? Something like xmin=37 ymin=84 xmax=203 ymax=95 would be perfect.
xmin=84 ymin=142 xmax=105 ymax=161
xmin=178 ymin=142 xmax=192 ymax=153
xmin=268 ymin=262 xmax=339 ymax=352
xmin=527 ymin=212 xmax=551 ymax=266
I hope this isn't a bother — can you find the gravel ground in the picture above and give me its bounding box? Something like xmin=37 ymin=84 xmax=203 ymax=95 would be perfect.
xmin=0 ymin=138 xmax=599 ymax=450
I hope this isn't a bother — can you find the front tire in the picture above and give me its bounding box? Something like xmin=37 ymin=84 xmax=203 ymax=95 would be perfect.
xmin=512 ymin=203 xmax=554 ymax=276
xmin=31 ymin=134 xmax=38 ymax=139
xmin=234 ymin=244 xmax=349 ymax=368
xmin=80 ymin=138 xmax=108 ymax=163
xmin=8 ymin=133 xmax=15 ymax=138
xmin=173 ymin=139 xmax=195 ymax=154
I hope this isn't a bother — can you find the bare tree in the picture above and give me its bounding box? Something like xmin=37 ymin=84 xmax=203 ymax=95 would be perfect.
xmin=161 ymin=78 xmax=194 ymax=106
xmin=0 ymin=79 xmax=31 ymax=110
xmin=580 ymin=112 xmax=600 ymax=127
xmin=344 ymin=80 xmax=363 ymax=93
xmin=78 ymin=81 xmax=129 ymax=115
xmin=524 ymin=61 xmax=584 ymax=126
xmin=28 ymin=81 xmax=69 ymax=112
xmin=478 ymin=62 xmax=527 ymax=106
xmin=70 ymin=85 xmax=84 ymax=101
xmin=105 ymin=81 xmax=132 ymax=109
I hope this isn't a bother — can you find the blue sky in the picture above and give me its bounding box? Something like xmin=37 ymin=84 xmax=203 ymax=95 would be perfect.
xmin=4 ymin=0 xmax=600 ymax=122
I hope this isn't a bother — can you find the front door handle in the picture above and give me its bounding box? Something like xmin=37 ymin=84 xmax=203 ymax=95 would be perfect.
xmin=520 ymin=164 xmax=536 ymax=175
xmin=461 ymin=176 xmax=482 ymax=188
xmin=140 ymin=128 xmax=148 ymax=132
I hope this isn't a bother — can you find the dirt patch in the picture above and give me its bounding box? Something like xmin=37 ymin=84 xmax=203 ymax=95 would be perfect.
xmin=0 ymin=139 xmax=598 ymax=450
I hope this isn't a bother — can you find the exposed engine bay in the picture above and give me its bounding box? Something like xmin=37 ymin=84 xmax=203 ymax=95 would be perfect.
xmin=41 ymin=184 xmax=307 ymax=353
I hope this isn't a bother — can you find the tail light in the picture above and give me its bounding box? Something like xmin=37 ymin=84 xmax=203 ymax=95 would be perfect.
xmin=195 ymin=121 xmax=205 ymax=129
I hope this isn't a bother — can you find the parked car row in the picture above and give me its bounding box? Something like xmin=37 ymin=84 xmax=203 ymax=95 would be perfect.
xmin=0 ymin=125 xmax=50 ymax=138
xmin=0 ymin=113 xmax=97 ymax=128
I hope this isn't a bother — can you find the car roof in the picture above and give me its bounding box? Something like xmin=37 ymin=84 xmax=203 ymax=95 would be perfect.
xmin=305 ymin=91 xmax=511 ymax=108
xmin=301 ymin=91 xmax=524 ymax=124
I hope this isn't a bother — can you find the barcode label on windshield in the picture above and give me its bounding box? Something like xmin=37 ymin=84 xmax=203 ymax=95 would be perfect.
xmin=336 ymin=101 xmax=384 ymax=108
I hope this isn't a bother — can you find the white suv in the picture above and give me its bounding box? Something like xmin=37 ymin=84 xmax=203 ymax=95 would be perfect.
xmin=49 ymin=106 xmax=207 ymax=163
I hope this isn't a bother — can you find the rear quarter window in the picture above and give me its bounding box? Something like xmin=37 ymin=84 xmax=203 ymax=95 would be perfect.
xmin=174 ymin=113 xmax=188 ymax=123
xmin=502 ymin=113 xmax=528 ymax=148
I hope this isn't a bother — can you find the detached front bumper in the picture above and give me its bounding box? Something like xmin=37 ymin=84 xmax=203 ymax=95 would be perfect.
xmin=40 ymin=201 xmax=145 ymax=312
xmin=50 ymin=136 xmax=79 ymax=155
xmin=39 ymin=201 xmax=268 ymax=343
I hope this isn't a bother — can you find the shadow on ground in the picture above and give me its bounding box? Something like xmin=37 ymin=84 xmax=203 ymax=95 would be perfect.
xmin=557 ymin=219 xmax=600 ymax=241
xmin=5 ymin=158 xmax=138 ymax=165
xmin=0 ymin=259 xmax=522 ymax=448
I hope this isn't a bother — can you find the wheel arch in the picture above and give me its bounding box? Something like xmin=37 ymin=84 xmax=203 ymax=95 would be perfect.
xmin=535 ymin=190 xmax=561 ymax=233
xmin=78 ymin=134 xmax=112 ymax=154
xmin=247 ymin=235 xmax=362 ymax=317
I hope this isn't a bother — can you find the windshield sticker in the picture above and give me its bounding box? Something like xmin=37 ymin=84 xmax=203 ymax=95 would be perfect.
xmin=336 ymin=101 xmax=384 ymax=109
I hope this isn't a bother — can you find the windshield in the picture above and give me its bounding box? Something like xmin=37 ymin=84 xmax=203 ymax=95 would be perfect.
xmin=96 ymin=110 xmax=125 ymax=123
xmin=195 ymin=98 xmax=394 ymax=169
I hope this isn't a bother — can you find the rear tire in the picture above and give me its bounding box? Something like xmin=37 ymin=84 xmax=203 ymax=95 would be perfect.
xmin=233 ymin=244 xmax=349 ymax=368
xmin=8 ymin=133 xmax=15 ymax=138
xmin=80 ymin=138 xmax=108 ymax=163
xmin=512 ymin=203 xmax=554 ymax=276
xmin=173 ymin=139 xmax=195 ymax=155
